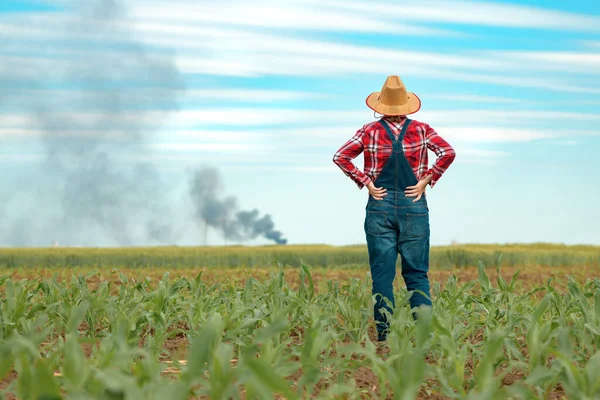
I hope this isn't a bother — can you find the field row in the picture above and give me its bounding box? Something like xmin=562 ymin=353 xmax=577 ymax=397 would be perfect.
xmin=1 ymin=264 xmax=597 ymax=293
xmin=1 ymin=243 xmax=599 ymax=269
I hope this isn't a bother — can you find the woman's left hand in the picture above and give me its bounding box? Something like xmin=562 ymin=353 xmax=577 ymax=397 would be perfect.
xmin=405 ymin=180 xmax=427 ymax=202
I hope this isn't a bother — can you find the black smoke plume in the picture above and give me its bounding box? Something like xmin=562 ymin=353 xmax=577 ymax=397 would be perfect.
xmin=189 ymin=167 xmax=287 ymax=245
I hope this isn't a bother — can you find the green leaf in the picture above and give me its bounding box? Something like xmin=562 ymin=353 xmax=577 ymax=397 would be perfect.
xmin=532 ymin=294 xmax=552 ymax=324
xmin=37 ymin=395 xmax=63 ymax=400
xmin=473 ymin=329 xmax=506 ymax=392
xmin=66 ymin=301 xmax=90 ymax=333
xmin=414 ymin=305 xmax=433 ymax=348
xmin=584 ymin=351 xmax=600 ymax=392
xmin=524 ymin=365 xmax=557 ymax=386
xmin=595 ymin=289 xmax=600 ymax=324
xmin=244 ymin=355 xmax=297 ymax=400
xmin=496 ymin=264 xmax=508 ymax=292
xmin=15 ymin=352 xmax=34 ymax=400
xmin=183 ymin=321 xmax=220 ymax=378
xmin=509 ymin=269 xmax=521 ymax=291
xmin=0 ymin=345 xmax=13 ymax=380
xmin=299 ymin=263 xmax=314 ymax=301
xmin=495 ymin=253 xmax=503 ymax=269
xmin=505 ymin=382 xmax=535 ymax=399
xmin=63 ymin=333 xmax=87 ymax=390
xmin=477 ymin=261 xmax=491 ymax=291
xmin=255 ymin=315 xmax=289 ymax=342
xmin=32 ymin=357 xmax=61 ymax=400
xmin=584 ymin=323 xmax=600 ymax=336
xmin=243 ymin=277 xmax=254 ymax=304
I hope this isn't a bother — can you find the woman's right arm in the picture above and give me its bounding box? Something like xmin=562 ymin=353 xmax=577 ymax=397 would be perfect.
xmin=424 ymin=124 xmax=456 ymax=188
xmin=332 ymin=126 xmax=372 ymax=189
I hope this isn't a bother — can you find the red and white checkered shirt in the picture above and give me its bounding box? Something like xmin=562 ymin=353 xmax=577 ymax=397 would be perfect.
xmin=333 ymin=117 xmax=456 ymax=189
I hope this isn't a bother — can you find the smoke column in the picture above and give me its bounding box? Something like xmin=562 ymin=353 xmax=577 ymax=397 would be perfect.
xmin=0 ymin=0 xmax=184 ymax=246
xmin=189 ymin=167 xmax=288 ymax=245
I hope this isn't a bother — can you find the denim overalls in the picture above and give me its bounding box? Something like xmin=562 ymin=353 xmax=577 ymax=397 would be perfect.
xmin=364 ymin=118 xmax=431 ymax=340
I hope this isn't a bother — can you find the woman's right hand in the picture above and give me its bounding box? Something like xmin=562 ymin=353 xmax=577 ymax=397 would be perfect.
xmin=367 ymin=181 xmax=387 ymax=200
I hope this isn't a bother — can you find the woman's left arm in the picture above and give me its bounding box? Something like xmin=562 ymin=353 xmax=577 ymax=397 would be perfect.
xmin=423 ymin=124 xmax=456 ymax=188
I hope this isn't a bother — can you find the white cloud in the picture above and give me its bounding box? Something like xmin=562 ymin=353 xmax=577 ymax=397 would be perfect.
xmin=0 ymin=128 xmax=44 ymax=138
xmin=3 ymin=12 xmax=600 ymax=91
xmin=582 ymin=41 xmax=600 ymax=49
xmin=572 ymin=130 xmax=600 ymax=136
xmin=431 ymin=127 xmax=555 ymax=143
xmin=301 ymin=0 xmax=600 ymax=32
xmin=451 ymin=147 xmax=509 ymax=164
xmin=426 ymin=70 xmax=600 ymax=94
xmin=8 ymin=48 xmax=597 ymax=94
xmin=154 ymin=130 xmax=263 ymax=141
xmin=426 ymin=94 xmax=527 ymax=104
xmin=493 ymin=51 xmax=600 ymax=73
xmin=287 ymin=165 xmax=340 ymax=174
xmin=4 ymin=88 xmax=320 ymax=107
xmin=458 ymin=148 xmax=510 ymax=157
xmin=0 ymin=109 xmax=365 ymax=130
xmin=113 ymin=151 xmax=326 ymax=165
xmin=554 ymin=140 xmax=581 ymax=146
xmin=457 ymin=158 xmax=506 ymax=166
xmin=441 ymin=109 xmax=600 ymax=120
xmin=0 ymin=21 xmax=492 ymax=70
xmin=148 ymin=143 xmax=265 ymax=152
xmin=129 ymin=1 xmax=459 ymax=36
xmin=3 ymin=109 xmax=599 ymax=136
xmin=183 ymin=89 xmax=327 ymax=102
xmin=111 ymin=154 xmax=203 ymax=163
xmin=36 ymin=0 xmax=600 ymax=32
xmin=0 ymin=154 xmax=43 ymax=162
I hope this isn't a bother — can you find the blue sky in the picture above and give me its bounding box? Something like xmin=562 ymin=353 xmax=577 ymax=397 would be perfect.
xmin=0 ymin=0 xmax=599 ymax=247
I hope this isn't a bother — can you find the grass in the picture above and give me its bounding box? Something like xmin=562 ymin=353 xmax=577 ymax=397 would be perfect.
xmin=0 ymin=243 xmax=598 ymax=269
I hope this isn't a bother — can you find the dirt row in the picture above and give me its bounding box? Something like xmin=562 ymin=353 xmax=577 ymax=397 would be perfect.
xmin=2 ymin=264 xmax=598 ymax=293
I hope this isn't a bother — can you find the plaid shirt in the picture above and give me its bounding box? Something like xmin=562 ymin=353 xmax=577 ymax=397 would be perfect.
xmin=333 ymin=117 xmax=455 ymax=189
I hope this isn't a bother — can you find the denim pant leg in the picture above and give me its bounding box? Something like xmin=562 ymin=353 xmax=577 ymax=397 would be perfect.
xmin=398 ymin=211 xmax=432 ymax=311
xmin=365 ymin=208 xmax=398 ymax=336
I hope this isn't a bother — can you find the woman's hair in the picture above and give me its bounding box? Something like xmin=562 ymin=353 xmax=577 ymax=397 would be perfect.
xmin=384 ymin=115 xmax=406 ymax=123
xmin=374 ymin=112 xmax=406 ymax=122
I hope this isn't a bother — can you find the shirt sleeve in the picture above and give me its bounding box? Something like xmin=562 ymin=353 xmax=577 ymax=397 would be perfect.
xmin=424 ymin=124 xmax=456 ymax=188
xmin=332 ymin=126 xmax=372 ymax=189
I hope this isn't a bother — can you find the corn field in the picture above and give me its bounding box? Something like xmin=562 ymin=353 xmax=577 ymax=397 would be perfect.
xmin=1 ymin=243 xmax=599 ymax=269
xmin=2 ymin=262 xmax=600 ymax=399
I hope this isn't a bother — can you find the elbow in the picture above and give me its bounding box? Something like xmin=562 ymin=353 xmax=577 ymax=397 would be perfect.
xmin=332 ymin=153 xmax=342 ymax=166
xmin=448 ymin=148 xmax=457 ymax=163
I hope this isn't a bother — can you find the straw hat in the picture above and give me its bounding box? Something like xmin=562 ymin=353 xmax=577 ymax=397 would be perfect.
xmin=366 ymin=75 xmax=421 ymax=116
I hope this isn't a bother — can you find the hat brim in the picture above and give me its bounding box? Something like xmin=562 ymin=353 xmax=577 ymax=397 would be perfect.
xmin=365 ymin=92 xmax=421 ymax=116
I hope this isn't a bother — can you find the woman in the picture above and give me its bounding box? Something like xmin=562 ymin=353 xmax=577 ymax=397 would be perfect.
xmin=332 ymin=75 xmax=456 ymax=341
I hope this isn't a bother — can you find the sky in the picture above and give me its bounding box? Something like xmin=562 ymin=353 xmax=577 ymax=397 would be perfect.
xmin=0 ymin=0 xmax=599 ymax=247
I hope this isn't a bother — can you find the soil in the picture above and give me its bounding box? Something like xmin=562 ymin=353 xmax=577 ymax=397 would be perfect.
xmin=3 ymin=264 xmax=598 ymax=294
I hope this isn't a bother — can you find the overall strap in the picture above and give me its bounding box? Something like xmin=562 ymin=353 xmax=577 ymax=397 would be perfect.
xmin=379 ymin=118 xmax=412 ymax=144
xmin=379 ymin=118 xmax=396 ymax=142
xmin=398 ymin=118 xmax=412 ymax=141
